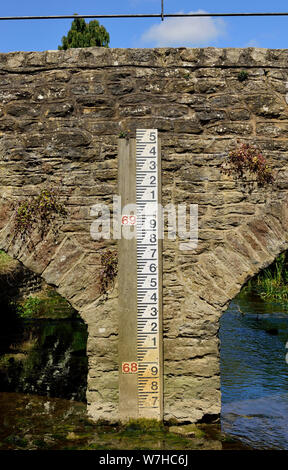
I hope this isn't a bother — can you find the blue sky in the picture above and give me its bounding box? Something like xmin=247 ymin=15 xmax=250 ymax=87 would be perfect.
xmin=1 ymin=0 xmax=288 ymax=52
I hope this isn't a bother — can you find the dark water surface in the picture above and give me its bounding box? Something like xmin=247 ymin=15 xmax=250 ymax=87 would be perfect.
xmin=0 ymin=316 xmax=88 ymax=401
xmin=2 ymin=289 xmax=287 ymax=450
xmin=0 ymin=310 xmax=236 ymax=450
xmin=220 ymin=291 xmax=288 ymax=450
xmin=0 ymin=392 xmax=235 ymax=451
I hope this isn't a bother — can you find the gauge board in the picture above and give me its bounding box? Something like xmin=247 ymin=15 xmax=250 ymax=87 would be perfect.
xmin=118 ymin=130 xmax=162 ymax=421
xmin=136 ymin=129 xmax=162 ymax=419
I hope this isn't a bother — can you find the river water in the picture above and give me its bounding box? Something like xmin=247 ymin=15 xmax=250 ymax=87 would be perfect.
xmin=1 ymin=289 xmax=288 ymax=449
xmin=220 ymin=291 xmax=288 ymax=450
xmin=0 ymin=315 xmax=88 ymax=401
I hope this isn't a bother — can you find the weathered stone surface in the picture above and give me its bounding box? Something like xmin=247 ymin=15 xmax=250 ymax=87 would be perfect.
xmin=244 ymin=94 xmax=286 ymax=117
xmin=0 ymin=47 xmax=288 ymax=425
xmin=42 ymin=238 xmax=83 ymax=286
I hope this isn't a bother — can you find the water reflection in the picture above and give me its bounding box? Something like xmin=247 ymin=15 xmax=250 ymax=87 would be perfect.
xmin=220 ymin=292 xmax=288 ymax=449
xmin=0 ymin=313 xmax=88 ymax=401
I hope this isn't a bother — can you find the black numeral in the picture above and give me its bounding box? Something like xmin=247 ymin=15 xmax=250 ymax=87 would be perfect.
xmin=151 ymin=381 xmax=158 ymax=390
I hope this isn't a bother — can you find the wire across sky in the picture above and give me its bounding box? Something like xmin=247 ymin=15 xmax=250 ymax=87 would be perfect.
xmin=0 ymin=12 xmax=288 ymax=21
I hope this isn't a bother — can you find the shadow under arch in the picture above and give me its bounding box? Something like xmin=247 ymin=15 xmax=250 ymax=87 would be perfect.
xmin=0 ymin=197 xmax=119 ymax=423
xmin=0 ymin=251 xmax=88 ymax=401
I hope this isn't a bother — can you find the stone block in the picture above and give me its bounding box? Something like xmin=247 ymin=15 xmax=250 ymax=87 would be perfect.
xmin=42 ymin=237 xmax=83 ymax=286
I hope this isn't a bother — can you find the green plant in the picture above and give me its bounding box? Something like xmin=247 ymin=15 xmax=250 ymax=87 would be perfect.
xmin=0 ymin=250 xmax=18 ymax=275
xmin=238 ymin=70 xmax=248 ymax=82
xmin=14 ymin=289 xmax=76 ymax=319
xmin=15 ymin=297 xmax=42 ymax=318
xmin=14 ymin=187 xmax=67 ymax=240
xmin=118 ymin=131 xmax=127 ymax=139
xmin=241 ymin=251 xmax=288 ymax=305
xmin=58 ymin=14 xmax=110 ymax=50
xmin=119 ymin=130 xmax=133 ymax=140
xmin=99 ymin=250 xmax=118 ymax=294
xmin=221 ymin=142 xmax=274 ymax=186
xmin=124 ymin=418 xmax=164 ymax=432
xmin=119 ymin=128 xmax=131 ymax=140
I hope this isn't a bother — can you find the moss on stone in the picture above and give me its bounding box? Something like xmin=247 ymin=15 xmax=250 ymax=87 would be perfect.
xmin=0 ymin=250 xmax=19 ymax=276
xmin=123 ymin=418 xmax=164 ymax=432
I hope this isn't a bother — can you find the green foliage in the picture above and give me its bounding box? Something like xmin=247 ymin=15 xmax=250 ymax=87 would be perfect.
xmin=238 ymin=70 xmax=248 ymax=82
xmin=16 ymin=297 xmax=42 ymax=318
xmin=244 ymin=252 xmax=288 ymax=305
xmin=15 ymin=289 xmax=76 ymax=319
xmin=118 ymin=129 xmax=131 ymax=139
xmin=0 ymin=250 xmax=13 ymax=265
xmin=0 ymin=250 xmax=18 ymax=275
xmin=4 ymin=436 xmax=28 ymax=448
xmin=99 ymin=250 xmax=118 ymax=295
xmin=221 ymin=142 xmax=274 ymax=186
xmin=123 ymin=418 xmax=164 ymax=432
xmin=58 ymin=15 xmax=110 ymax=50
xmin=118 ymin=131 xmax=128 ymax=139
xmin=14 ymin=187 xmax=67 ymax=240
xmin=0 ymin=355 xmax=16 ymax=369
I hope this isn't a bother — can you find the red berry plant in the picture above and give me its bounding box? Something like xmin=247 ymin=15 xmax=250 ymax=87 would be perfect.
xmin=221 ymin=143 xmax=274 ymax=186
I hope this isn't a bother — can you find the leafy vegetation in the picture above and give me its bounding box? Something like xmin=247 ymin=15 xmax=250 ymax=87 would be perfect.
xmin=0 ymin=250 xmax=18 ymax=275
xmin=118 ymin=131 xmax=128 ymax=139
xmin=238 ymin=70 xmax=248 ymax=82
xmin=15 ymin=288 xmax=76 ymax=319
xmin=58 ymin=15 xmax=110 ymax=50
xmin=123 ymin=418 xmax=164 ymax=433
xmin=14 ymin=187 xmax=67 ymax=240
xmin=221 ymin=142 xmax=274 ymax=186
xmin=242 ymin=252 xmax=288 ymax=305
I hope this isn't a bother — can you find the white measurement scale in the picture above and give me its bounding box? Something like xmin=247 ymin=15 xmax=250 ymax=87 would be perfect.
xmin=136 ymin=129 xmax=162 ymax=419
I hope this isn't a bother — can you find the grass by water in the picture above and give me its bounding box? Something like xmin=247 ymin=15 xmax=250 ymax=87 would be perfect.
xmin=240 ymin=252 xmax=288 ymax=308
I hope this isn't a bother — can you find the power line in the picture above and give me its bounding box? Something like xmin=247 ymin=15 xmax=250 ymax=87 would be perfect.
xmin=0 ymin=12 xmax=288 ymax=21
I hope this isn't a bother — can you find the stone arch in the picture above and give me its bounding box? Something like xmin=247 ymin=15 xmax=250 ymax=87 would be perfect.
xmin=163 ymin=195 xmax=288 ymax=424
xmin=1 ymin=185 xmax=288 ymax=424
xmin=0 ymin=197 xmax=119 ymax=422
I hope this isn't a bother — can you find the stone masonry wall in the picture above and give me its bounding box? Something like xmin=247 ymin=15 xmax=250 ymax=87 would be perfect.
xmin=1 ymin=47 xmax=288 ymax=423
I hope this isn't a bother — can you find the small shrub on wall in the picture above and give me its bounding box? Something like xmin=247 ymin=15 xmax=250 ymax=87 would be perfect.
xmin=99 ymin=250 xmax=118 ymax=295
xmin=13 ymin=187 xmax=67 ymax=241
xmin=221 ymin=142 xmax=275 ymax=187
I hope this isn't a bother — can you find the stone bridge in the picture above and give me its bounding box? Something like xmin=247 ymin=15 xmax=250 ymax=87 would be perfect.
xmin=1 ymin=47 xmax=288 ymax=423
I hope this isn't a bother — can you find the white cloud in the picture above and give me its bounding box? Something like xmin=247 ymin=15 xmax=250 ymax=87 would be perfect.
xmin=245 ymin=39 xmax=260 ymax=48
xmin=141 ymin=10 xmax=226 ymax=47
